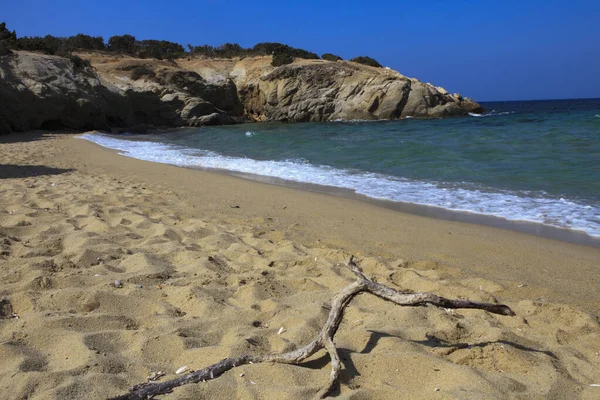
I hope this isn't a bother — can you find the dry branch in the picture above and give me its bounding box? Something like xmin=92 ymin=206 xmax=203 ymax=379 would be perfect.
xmin=109 ymin=256 xmax=515 ymax=400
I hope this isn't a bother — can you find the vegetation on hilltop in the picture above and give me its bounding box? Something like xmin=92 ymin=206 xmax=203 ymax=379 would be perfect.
xmin=271 ymin=48 xmax=295 ymax=67
xmin=0 ymin=22 xmax=17 ymax=44
xmin=0 ymin=22 xmax=383 ymax=68
xmin=321 ymin=53 xmax=342 ymax=62
xmin=0 ymin=22 xmax=16 ymax=55
xmin=349 ymin=56 xmax=383 ymax=68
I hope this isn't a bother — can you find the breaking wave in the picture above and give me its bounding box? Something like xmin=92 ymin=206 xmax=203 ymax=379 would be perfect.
xmin=80 ymin=132 xmax=600 ymax=237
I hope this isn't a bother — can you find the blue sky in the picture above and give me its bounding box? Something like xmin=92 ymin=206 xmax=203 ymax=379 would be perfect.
xmin=3 ymin=0 xmax=599 ymax=101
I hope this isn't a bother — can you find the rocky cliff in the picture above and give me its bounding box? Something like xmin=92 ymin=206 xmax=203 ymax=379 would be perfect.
xmin=213 ymin=57 xmax=483 ymax=121
xmin=0 ymin=51 xmax=122 ymax=133
xmin=0 ymin=51 xmax=483 ymax=134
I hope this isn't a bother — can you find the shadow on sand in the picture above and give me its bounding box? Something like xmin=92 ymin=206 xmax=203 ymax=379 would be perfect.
xmin=0 ymin=164 xmax=73 ymax=179
xmin=292 ymin=329 xmax=556 ymax=395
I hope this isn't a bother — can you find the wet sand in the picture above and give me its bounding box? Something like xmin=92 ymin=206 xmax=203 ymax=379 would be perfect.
xmin=1 ymin=131 xmax=599 ymax=399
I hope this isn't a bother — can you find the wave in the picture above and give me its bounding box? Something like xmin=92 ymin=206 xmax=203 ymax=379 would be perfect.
xmin=469 ymin=110 xmax=515 ymax=118
xmin=79 ymin=133 xmax=600 ymax=237
xmin=332 ymin=118 xmax=388 ymax=123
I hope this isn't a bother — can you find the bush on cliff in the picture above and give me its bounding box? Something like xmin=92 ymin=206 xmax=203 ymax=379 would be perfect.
xmin=214 ymin=43 xmax=246 ymax=58
xmin=12 ymin=30 xmax=104 ymax=55
xmin=350 ymin=56 xmax=382 ymax=68
xmin=108 ymin=34 xmax=137 ymax=54
xmin=187 ymin=41 xmax=317 ymax=61
xmin=290 ymin=48 xmax=318 ymax=59
xmin=16 ymin=35 xmax=64 ymax=55
xmin=252 ymin=42 xmax=285 ymax=56
xmin=321 ymin=53 xmax=342 ymax=62
xmin=65 ymin=34 xmax=105 ymax=51
xmin=271 ymin=48 xmax=294 ymax=67
xmin=0 ymin=22 xmax=17 ymax=47
xmin=137 ymin=40 xmax=185 ymax=59
xmin=188 ymin=44 xmax=213 ymax=57
xmin=254 ymin=42 xmax=318 ymax=60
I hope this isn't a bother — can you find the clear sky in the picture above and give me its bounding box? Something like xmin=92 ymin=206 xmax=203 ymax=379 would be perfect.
xmin=3 ymin=0 xmax=599 ymax=101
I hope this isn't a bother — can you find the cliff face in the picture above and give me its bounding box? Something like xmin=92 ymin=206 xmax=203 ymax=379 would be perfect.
xmin=211 ymin=57 xmax=482 ymax=122
xmin=0 ymin=51 xmax=241 ymax=134
xmin=0 ymin=51 xmax=482 ymax=134
xmin=0 ymin=51 xmax=125 ymax=133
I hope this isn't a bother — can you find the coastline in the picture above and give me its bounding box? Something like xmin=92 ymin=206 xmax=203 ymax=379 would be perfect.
xmin=65 ymin=132 xmax=600 ymax=311
xmin=1 ymin=131 xmax=600 ymax=399
xmin=195 ymin=169 xmax=600 ymax=249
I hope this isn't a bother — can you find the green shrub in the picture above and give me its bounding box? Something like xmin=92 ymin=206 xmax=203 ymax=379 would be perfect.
xmin=350 ymin=56 xmax=382 ymax=68
xmin=252 ymin=42 xmax=284 ymax=55
xmin=214 ymin=43 xmax=246 ymax=58
xmin=188 ymin=44 xmax=216 ymax=57
xmin=271 ymin=50 xmax=294 ymax=67
xmin=290 ymin=49 xmax=318 ymax=59
xmin=253 ymin=42 xmax=318 ymax=60
xmin=15 ymin=31 xmax=106 ymax=55
xmin=17 ymin=35 xmax=64 ymax=55
xmin=137 ymin=39 xmax=185 ymax=59
xmin=321 ymin=53 xmax=342 ymax=62
xmin=0 ymin=22 xmax=17 ymax=48
xmin=108 ymin=34 xmax=137 ymax=54
xmin=130 ymin=66 xmax=155 ymax=80
xmin=2 ymin=20 xmax=353 ymax=68
xmin=65 ymin=34 xmax=105 ymax=51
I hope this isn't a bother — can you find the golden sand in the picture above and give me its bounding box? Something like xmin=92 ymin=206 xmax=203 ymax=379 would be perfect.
xmin=1 ymin=132 xmax=599 ymax=399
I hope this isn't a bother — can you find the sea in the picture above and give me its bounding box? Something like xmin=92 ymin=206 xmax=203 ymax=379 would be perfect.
xmin=81 ymin=98 xmax=600 ymax=244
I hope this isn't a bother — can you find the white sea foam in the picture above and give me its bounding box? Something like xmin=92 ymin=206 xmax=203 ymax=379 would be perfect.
xmin=332 ymin=118 xmax=389 ymax=123
xmin=245 ymin=131 xmax=256 ymax=137
xmin=469 ymin=110 xmax=515 ymax=118
xmin=80 ymin=133 xmax=600 ymax=237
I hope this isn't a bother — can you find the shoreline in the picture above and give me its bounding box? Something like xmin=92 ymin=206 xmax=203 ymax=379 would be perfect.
xmin=1 ymin=131 xmax=600 ymax=399
xmin=65 ymin=132 xmax=600 ymax=312
xmin=201 ymin=168 xmax=600 ymax=249
xmin=80 ymin=131 xmax=600 ymax=249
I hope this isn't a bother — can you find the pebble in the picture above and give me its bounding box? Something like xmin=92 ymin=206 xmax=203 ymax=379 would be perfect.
xmin=114 ymin=280 xmax=122 ymax=288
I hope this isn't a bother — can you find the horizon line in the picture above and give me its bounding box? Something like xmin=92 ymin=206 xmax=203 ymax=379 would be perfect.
xmin=478 ymin=96 xmax=600 ymax=103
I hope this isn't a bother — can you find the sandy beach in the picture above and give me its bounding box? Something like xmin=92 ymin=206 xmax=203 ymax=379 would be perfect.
xmin=1 ymin=131 xmax=599 ymax=399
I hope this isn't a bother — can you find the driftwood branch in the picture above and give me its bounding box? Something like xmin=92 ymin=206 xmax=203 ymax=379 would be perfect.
xmin=110 ymin=256 xmax=515 ymax=400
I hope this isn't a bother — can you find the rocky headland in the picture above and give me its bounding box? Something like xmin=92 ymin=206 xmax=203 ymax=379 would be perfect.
xmin=0 ymin=50 xmax=483 ymax=134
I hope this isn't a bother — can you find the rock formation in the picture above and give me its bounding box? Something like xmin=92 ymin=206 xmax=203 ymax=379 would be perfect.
xmin=0 ymin=51 xmax=122 ymax=133
xmin=0 ymin=51 xmax=483 ymax=134
xmin=222 ymin=58 xmax=482 ymax=122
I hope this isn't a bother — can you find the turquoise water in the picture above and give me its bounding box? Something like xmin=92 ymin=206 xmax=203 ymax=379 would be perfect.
xmin=82 ymin=98 xmax=600 ymax=238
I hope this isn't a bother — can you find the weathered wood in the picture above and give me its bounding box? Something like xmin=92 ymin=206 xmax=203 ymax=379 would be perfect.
xmin=109 ymin=256 xmax=515 ymax=400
